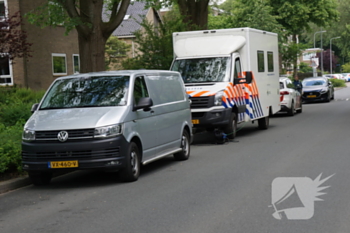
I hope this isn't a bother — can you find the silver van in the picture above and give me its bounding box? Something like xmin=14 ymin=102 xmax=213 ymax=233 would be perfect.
xmin=22 ymin=70 xmax=192 ymax=185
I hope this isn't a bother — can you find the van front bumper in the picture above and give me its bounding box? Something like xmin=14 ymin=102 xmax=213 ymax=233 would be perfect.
xmin=22 ymin=136 xmax=129 ymax=171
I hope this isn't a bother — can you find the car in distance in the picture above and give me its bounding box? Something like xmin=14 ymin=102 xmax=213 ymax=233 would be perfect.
xmin=279 ymin=77 xmax=302 ymax=116
xmin=335 ymin=73 xmax=347 ymax=81
xmin=22 ymin=70 xmax=193 ymax=185
xmin=342 ymin=73 xmax=350 ymax=82
xmin=302 ymin=77 xmax=334 ymax=103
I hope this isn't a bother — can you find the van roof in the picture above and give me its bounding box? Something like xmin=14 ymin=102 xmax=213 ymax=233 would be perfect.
xmin=56 ymin=70 xmax=180 ymax=80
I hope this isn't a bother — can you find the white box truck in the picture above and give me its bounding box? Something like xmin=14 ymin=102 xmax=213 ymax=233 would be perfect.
xmin=170 ymin=27 xmax=280 ymax=139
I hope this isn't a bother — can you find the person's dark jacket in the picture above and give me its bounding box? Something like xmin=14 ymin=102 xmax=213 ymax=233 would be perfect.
xmin=293 ymin=80 xmax=303 ymax=94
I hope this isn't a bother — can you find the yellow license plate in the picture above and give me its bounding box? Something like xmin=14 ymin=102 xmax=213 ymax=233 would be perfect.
xmin=192 ymin=119 xmax=199 ymax=124
xmin=307 ymin=95 xmax=317 ymax=98
xmin=49 ymin=161 xmax=78 ymax=168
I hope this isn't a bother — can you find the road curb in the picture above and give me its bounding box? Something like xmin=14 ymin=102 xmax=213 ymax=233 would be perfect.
xmin=0 ymin=176 xmax=31 ymax=194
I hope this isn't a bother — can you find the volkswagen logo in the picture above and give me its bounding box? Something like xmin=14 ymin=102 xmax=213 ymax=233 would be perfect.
xmin=57 ymin=131 xmax=69 ymax=142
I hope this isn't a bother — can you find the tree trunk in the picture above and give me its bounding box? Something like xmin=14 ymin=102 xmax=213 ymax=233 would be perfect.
xmin=78 ymin=33 xmax=107 ymax=73
xmin=177 ymin=0 xmax=210 ymax=30
xmin=61 ymin=0 xmax=130 ymax=73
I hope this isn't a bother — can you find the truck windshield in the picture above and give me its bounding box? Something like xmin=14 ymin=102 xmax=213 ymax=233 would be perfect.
xmin=171 ymin=57 xmax=231 ymax=83
xmin=40 ymin=75 xmax=129 ymax=109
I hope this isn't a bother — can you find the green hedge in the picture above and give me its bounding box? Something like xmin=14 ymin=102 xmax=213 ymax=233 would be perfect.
xmin=329 ymin=79 xmax=346 ymax=87
xmin=0 ymin=88 xmax=45 ymax=175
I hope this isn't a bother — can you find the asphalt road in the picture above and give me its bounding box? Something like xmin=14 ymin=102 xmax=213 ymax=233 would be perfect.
xmin=1 ymin=86 xmax=350 ymax=233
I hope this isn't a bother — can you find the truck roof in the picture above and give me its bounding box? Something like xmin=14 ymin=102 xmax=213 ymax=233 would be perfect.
xmin=172 ymin=27 xmax=277 ymax=58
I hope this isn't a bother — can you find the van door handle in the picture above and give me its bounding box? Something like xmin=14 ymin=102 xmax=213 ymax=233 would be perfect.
xmin=150 ymin=110 xmax=155 ymax=114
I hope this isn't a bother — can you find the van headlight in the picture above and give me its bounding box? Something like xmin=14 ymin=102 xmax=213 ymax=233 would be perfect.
xmin=94 ymin=124 xmax=122 ymax=138
xmin=214 ymin=91 xmax=225 ymax=106
xmin=22 ymin=129 xmax=35 ymax=141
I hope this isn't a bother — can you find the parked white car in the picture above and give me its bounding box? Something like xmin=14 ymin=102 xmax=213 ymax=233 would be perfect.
xmin=335 ymin=73 xmax=346 ymax=81
xmin=278 ymin=77 xmax=302 ymax=116
xmin=342 ymin=73 xmax=350 ymax=82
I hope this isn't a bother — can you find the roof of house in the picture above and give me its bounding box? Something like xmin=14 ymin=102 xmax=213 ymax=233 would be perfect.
xmin=111 ymin=1 xmax=148 ymax=38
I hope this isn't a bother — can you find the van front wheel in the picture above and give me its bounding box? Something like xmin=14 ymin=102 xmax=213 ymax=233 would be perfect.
xmin=119 ymin=142 xmax=140 ymax=182
xmin=174 ymin=130 xmax=190 ymax=161
xmin=224 ymin=112 xmax=237 ymax=139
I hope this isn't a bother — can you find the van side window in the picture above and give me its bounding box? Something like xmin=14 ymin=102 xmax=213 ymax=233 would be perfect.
xmin=257 ymin=50 xmax=265 ymax=72
xmin=133 ymin=76 xmax=149 ymax=104
xmin=267 ymin=51 xmax=274 ymax=72
xmin=234 ymin=58 xmax=242 ymax=79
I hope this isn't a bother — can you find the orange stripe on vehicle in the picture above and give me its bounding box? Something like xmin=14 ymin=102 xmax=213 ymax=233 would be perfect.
xmin=250 ymin=82 xmax=257 ymax=96
xmin=244 ymin=84 xmax=253 ymax=93
xmin=226 ymin=86 xmax=235 ymax=99
xmin=187 ymin=91 xmax=195 ymax=95
xmin=224 ymin=89 xmax=231 ymax=99
xmin=222 ymin=96 xmax=227 ymax=103
xmin=192 ymin=91 xmax=210 ymax=97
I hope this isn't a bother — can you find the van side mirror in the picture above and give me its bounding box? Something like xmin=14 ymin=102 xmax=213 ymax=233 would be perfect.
xmin=133 ymin=97 xmax=153 ymax=111
xmin=31 ymin=103 xmax=39 ymax=113
xmin=234 ymin=71 xmax=253 ymax=84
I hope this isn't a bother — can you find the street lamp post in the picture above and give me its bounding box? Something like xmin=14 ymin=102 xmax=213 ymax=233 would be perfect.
xmin=330 ymin=36 xmax=341 ymax=75
xmin=314 ymin=30 xmax=326 ymax=48
xmin=313 ymin=30 xmax=326 ymax=76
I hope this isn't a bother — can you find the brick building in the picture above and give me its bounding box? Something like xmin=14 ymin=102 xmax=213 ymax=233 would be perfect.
xmin=0 ymin=0 xmax=79 ymax=90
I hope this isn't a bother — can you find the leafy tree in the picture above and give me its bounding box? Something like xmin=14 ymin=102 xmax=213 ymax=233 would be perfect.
xmin=0 ymin=10 xmax=32 ymax=60
xmin=341 ymin=62 xmax=350 ymax=73
xmin=209 ymin=0 xmax=281 ymax=32
xmin=151 ymin=0 xmax=210 ymax=30
xmin=219 ymin=0 xmax=235 ymax=13
xmin=105 ymin=36 xmax=131 ymax=70
xmin=25 ymin=0 xmax=131 ymax=73
xmin=280 ymin=42 xmax=303 ymax=74
xmin=122 ymin=9 xmax=188 ymax=70
xmin=269 ymin=0 xmax=339 ymax=77
xmin=318 ymin=48 xmax=340 ymax=72
xmin=299 ymin=62 xmax=313 ymax=73
xmin=309 ymin=0 xmax=350 ymax=61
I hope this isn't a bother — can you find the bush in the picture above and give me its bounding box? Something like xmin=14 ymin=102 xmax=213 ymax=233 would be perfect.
xmin=0 ymin=122 xmax=24 ymax=173
xmin=0 ymin=88 xmax=44 ymax=126
xmin=0 ymin=87 xmax=45 ymax=175
xmin=329 ymin=79 xmax=346 ymax=87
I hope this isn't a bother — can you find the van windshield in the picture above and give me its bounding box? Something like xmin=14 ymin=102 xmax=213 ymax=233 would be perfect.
xmin=40 ymin=76 xmax=129 ymax=109
xmin=171 ymin=57 xmax=231 ymax=83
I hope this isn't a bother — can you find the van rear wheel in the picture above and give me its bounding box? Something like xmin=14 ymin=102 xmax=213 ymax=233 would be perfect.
xmin=28 ymin=171 xmax=52 ymax=186
xmin=119 ymin=142 xmax=140 ymax=182
xmin=258 ymin=116 xmax=269 ymax=130
xmin=174 ymin=130 xmax=190 ymax=161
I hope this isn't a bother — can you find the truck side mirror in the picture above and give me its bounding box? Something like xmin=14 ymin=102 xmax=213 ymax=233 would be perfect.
xmin=234 ymin=71 xmax=253 ymax=84
xmin=133 ymin=97 xmax=153 ymax=111
xmin=245 ymin=71 xmax=253 ymax=83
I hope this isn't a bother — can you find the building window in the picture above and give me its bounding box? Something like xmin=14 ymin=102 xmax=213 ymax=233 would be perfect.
xmin=0 ymin=55 xmax=12 ymax=85
xmin=0 ymin=1 xmax=6 ymax=20
xmin=52 ymin=53 xmax=67 ymax=75
xmin=267 ymin=52 xmax=274 ymax=72
xmin=73 ymin=54 xmax=80 ymax=74
xmin=257 ymin=51 xmax=265 ymax=72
